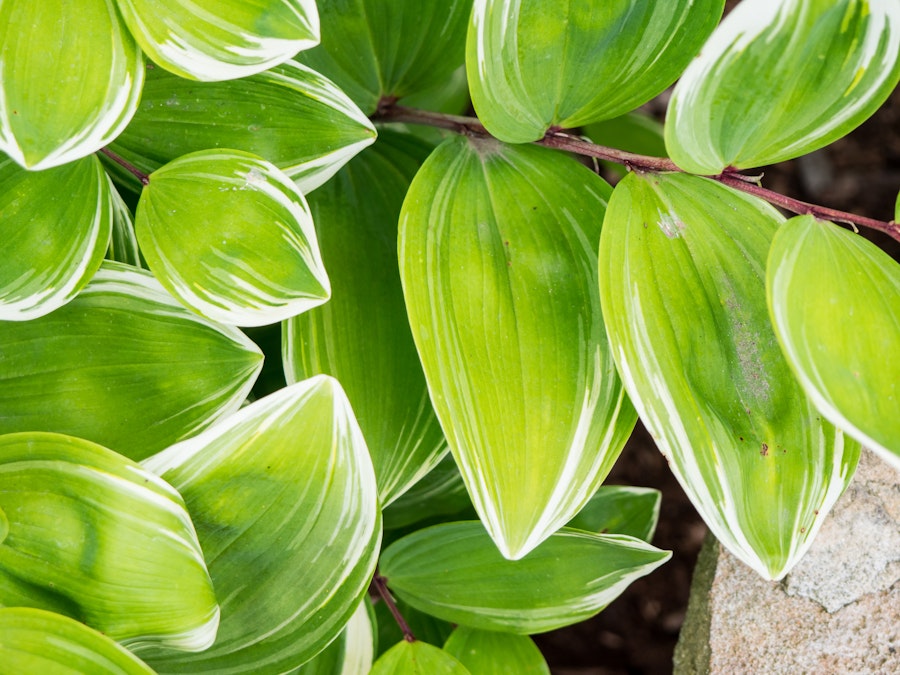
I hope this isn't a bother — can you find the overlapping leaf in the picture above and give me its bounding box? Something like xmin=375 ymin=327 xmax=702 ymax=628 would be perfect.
xmin=284 ymin=131 xmax=447 ymax=505
xmin=0 ymin=0 xmax=143 ymax=169
xmin=371 ymin=641 xmax=470 ymax=675
xmin=382 ymin=453 xmax=472 ymax=532
xmin=115 ymin=0 xmax=319 ymax=81
xmin=443 ymin=627 xmax=549 ymax=675
xmin=0 ymin=433 xmax=218 ymax=650
xmin=373 ymin=596 xmax=454 ymax=656
xmin=567 ymin=486 xmax=661 ymax=542
xmin=0 ymin=156 xmax=113 ymax=320
xmin=107 ymin=187 xmax=143 ymax=268
xmin=380 ymin=522 xmax=669 ymax=634
xmin=0 ymin=262 xmax=263 ymax=461
xmin=297 ymin=1 xmax=472 ymax=114
xmin=0 ymin=608 xmax=155 ymax=675
xmin=399 ymin=136 xmax=636 ymax=559
xmin=768 ymin=216 xmax=900 ymax=470
xmin=598 ymin=173 xmax=860 ymax=579
xmin=106 ymin=61 xmax=376 ymax=195
xmin=666 ymin=0 xmax=900 ymax=174
xmin=136 ymin=149 xmax=329 ymax=326
xmin=467 ymin=0 xmax=724 ymax=143
xmin=296 ymin=600 xmax=375 ymax=675
xmin=141 ymin=376 xmax=381 ymax=673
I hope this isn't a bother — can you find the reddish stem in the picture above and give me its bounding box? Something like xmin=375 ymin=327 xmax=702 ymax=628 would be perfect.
xmin=99 ymin=147 xmax=149 ymax=186
xmin=371 ymin=572 xmax=415 ymax=643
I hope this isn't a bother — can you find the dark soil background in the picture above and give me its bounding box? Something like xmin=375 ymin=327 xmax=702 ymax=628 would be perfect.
xmin=534 ymin=75 xmax=900 ymax=675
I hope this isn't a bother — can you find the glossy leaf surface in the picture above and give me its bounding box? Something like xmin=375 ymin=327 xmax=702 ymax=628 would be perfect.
xmin=768 ymin=216 xmax=900 ymax=470
xmin=136 ymin=149 xmax=329 ymax=326
xmin=467 ymin=0 xmax=724 ymax=143
xmin=371 ymin=641 xmax=471 ymax=675
xmin=142 ymin=376 xmax=381 ymax=673
xmin=115 ymin=0 xmax=319 ymax=81
xmin=0 ymin=0 xmax=143 ymax=169
xmin=666 ymin=0 xmax=900 ymax=174
xmin=380 ymin=522 xmax=670 ymax=634
xmin=284 ymin=131 xmax=447 ymax=505
xmin=443 ymin=627 xmax=549 ymax=675
xmin=298 ymin=1 xmax=472 ymax=114
xmin=0 ymin=263 xmax=263 ymax=461
xmin=0 ymin=433 xmax=218 ymax=650
xmin=567 ymin=486 xmax=661 ymax=542
xmin=598 ymin=173 xmax=860 ymax=579
xmin=399 ymin=136 xmax=636 ymax=559
xmin=0 ymin=156 xmax=112 ymax=320
xmin=0 ymin=608 xmax=155 ymax=675
xmin=107 ymin=61 xmax=375 ymax=195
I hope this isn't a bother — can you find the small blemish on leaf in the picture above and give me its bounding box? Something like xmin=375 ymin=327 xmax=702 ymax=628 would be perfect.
xmin=760 ymin=443 xmax=769 ymax=456
xmin=657 ymin=210 xmax=686 ymax=239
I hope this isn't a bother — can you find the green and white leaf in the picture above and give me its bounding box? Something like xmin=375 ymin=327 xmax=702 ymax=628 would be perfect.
xmin=107 ymin=186 xmax=143 ymax=268
xmin=598 ymin=173 xmax=860 ymax=579
xmin=115 ymin=0 xmax=319 ymax=82
xmin=443 ymin=627 xmax=550 ymax=675
xmin=399 ymin=136 xmax=636 ymax=559
xmin=371 ymin=641 xmax=471 ymax=675
xmin=0 ymin=608 xmax=156 ymax=675
xmin=107 ymin=61 xmax=375 ymax=195
xmin=0 ymin=262 xmax=263 ymax=461
xmin=297 ymin=0 xmax=472 ymax=114
xmin=567 ymin=485 xmax=661 ymax=542
xmin=0 ymin=0 xmax=143 ymax=169
xmin=296 ymin=600 xmax=375 ymax=675
xmin=381 ymin=522 xmax=669 ymax=634
xmin=768 ymin=216 xmax=900 ymax=470
xmin=0 ymin=433 xmax=218 ymax=651
xmin=284 ymin=131 xmax=447 ymax=506
xmin=141 ymin=375 xmax=381 ymax=674
xmin=136 ymin=149 xmax=329 ymax=327
xmin=382 ymin=453 xmax=472 ymax=531
xmin=666 ymin=0 xmax=900 ymax=174
xmin=0 ymin=156 xmax=112 ymax=320
xmin=467 ymin=0 xmax=724 ymax=143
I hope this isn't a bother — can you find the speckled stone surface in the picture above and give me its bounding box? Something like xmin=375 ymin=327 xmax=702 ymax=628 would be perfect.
xmin=674 ymin=450 xmax=900 ymax=674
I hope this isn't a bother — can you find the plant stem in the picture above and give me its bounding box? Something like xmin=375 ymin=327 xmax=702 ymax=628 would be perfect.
xmin=99 ymin=147 xmax=150 ymax=186
xmin=371 ymin=572 xmax=416 ymax=643
xmin=373 ymin=102 xmax=900 ymax=243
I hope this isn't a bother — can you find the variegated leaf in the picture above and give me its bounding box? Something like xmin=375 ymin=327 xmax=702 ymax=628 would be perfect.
xmin=0 ymin=0 xmax=143 ymax=169
xmin=380 ymin=522 xmax=670 ymax=634
xmin=136 ymin=149 xmax=329 ymax=327
xmin=768 ymin=216 xmax=900 ymax=470
xmin=0 ymin=433 xmax=218 ymax=651
xmin=371 ymin=641 xmax=471 ymax=675
xmin=399 ymin=135 xmax=636 ymax=560
xmin=0 ymin=262 xmax=263 ymax=461
xmin=0 ymin=608 xmax=156 ymax=675
xmin=0 ymin=156 xmax=112 ymax=320
xmin=115 ymin=0 xmax=319 ymax=81
xmin=107 ymin=186 xmax=143 ymax=268
xmin=295 ymin=600 xmax=375 ymax=675
xmin=106 ymin=61 xmax=375 ymax=195
xmin=284 ymin=131 xmax=447 ymax=506
xmin=567 ymin=485 xmax=661 ymax=542
xmin=443 ymin=627 xmax=549 ymax=675
xmin=598 ymin=172 xmax=860 ymax=579
xmin=666 ymin=0 xmax=900 ymax=174
xmin=382 ymin=453 xmax=472 ymax=531
xmin=141 ymin=376 xmax=381 ymax=674
xmin=467 ymin=0 xmax=724 ymax=143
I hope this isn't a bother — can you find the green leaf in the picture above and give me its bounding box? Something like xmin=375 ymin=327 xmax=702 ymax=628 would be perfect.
xmin=767 ymin=216 xmax=900 ymax=470
xmin=141 ymin=375 xmax=382 ymax=674
xmin=136 ymin=149 xmax=330 ymax=327
xmin=107 ymin=187 xmax=143 ymax=268
xmin=0 ymin=262 xmax=263 ymax=461
xmin=115 ymin=0 xmax=319 ymax=82
xmin=0 ymin=156 xmax=112 ymax=320
xmin=371 ymin=641 xmax=471 ymax=675
xmin=382 ymin=453 xmax=473 ymax=531
xmin=0 ymin=0 xmax=143 ymax=169
xmin=567 ymin=485 xmax=661 ymax=542
xmin=381 ymin=522 xmax=669 ymax=634
xmin=443 ymin=626 xmax=550 ymax=675
xmin=399 ymin=136 xmax=636 ymax=559
xmin=0 ymin=432 xmax=218 ymax=651
xmin=284 ymin=131 xmax=447 ymax=505
xmin=598 ymin=173 xmax=860 ymax=579
xmin=107 ymin=61 xmax=376 ymax=195
xmin=297 ymin=1 xmax=472 ymax=114
xmin=666 ymin=0 xmax=900 ymax=174
xmin=296 ymin=600 xmax=375 ymax=675
xmin=467 ymin=0 xmax=724 ymax=143
xmin=0 ymin=608 xmax=155 ymax=675
xmin=374 ymin=596 xmax=454 ymax=655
